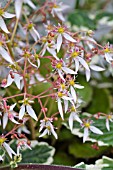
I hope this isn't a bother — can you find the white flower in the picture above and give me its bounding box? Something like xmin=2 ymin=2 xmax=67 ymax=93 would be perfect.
xmin=55 ymin=24 xmax=76 ymax=52
xmin=28 ymin=54 xmax=40 ymax=69
xmin=15 ymin=0 xmax=36 ymax=19
xmin=103 ymin=43 xmax=113 ymax=63
xmin=17 ymin=140 xmax=31 ymax=156
xmin=26 ymin=23 xmax=40 ymax=42
xmin=19 ymin=98 xmax=38 ymax=121
xmin=51 ymin=1 xmax=69 ymax=22
xmin=69 ymin=105 xmax=82 ymax=131
xmin=106 ymin=114 xmax=113 ymax=131
xmin=83 ymin=120 xmax=103 ymax=143
xmin=56 ymin=91 xmax=73 ymax=120
xmin=4 ymin=70 xmax=23 ymax=89
xmin=0 ymin=9 xmax=15 ymax=33
xmin=39 ymin=120 xmax=58 ymax=139
xmin=2 ymin=103 xmax=19 ymax=129
xmin=0 ymin=137 xmax=16 ymax=158
xmin=53 ymin=59 xmax=76 ymax=81
xmin=18 ymin=125 xmax=31 ymax=134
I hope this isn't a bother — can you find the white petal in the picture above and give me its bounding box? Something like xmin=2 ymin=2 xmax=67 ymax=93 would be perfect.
xmin=74 ymin=58 xmax=79 ymax=73
xmin=106 ymin=119 xmax=110 ymax=131
xmin=57 ymin=98 xmax=64 ymax=120
xmin=14 ymin=73 xmax=22 ymax=89
xmin=10 ymin=103 xmax=16 ymax=111
xmin=69 ymin=113 xmax=74 ymax=131
xmin=90 ymin=65 xmax=105 ymax=71
xmin=78 ymin=57 xmax=89 ymax=70
xmin=47 ymin=47 xmax=59 ymax=60
xmin=0 ymin=16 xmax=10 ymax=34
xmin=29 ymin=27 xmax=40 ymax=42
xmin=24 ymin=0 xmax=36 ymax=9
xmin=10 ymin=117 xmax=19 ymax=124
xmin=0 ymin=46 xmax=13 ymax=64
xmin=62 ymin=67 xmax=76 ymax=74
xmin=2 ymin=12 xmax=15 ymax=18
xmin=57 ymin=34 xmax=62 ymax=52
xmin=58 ymin=70 xmax=65 ymax=82
xmin=74 ymin=84 xmax=84 ymax=89
xmin=55 ymin=12 xmax=65 ymax=22
xmin=3 ymin=142 xmax=16 ymax=158
xmin=90 ymin=126 xmax=103 ymax=135
xmin=64 ymin=100 xmax=68 ymax=113
xmin=62 ymin=96 xmax=72 ymax=101
xmin=28 ymin=58 xmax=38 ymax=68
xmin=19 ymin=104 xmax=25 ymax=119
xmin=49 ymin=123 xmax=58 ymax=139
xmin=74 ymin=113 xmax=82 ymax=124
xmin=63 ymin=33 xmax=76 ymax=42
xmin=26 ymin=105 xmax=38 ymax=121
xmin=39 ymin=129 xmax=48 ymax=138
xmin=15 ymin=0 xmax=23 ymax=19
xmin=85 ymin=69 xmax=91 ymax=82
xmin=70 ymin=86 xmax=77 ymax=103
xmin=105 ymin=53 xmax=112 ymax=63
xmin=4 ymin=74 xmax=13 ymax=88
xmin=3 ymin=113 xmax=8 ymax=129
xmin=83 ymin=127 xmax=89 ymax=143
xmin=37 ymin=59 xmax=40 ymax=68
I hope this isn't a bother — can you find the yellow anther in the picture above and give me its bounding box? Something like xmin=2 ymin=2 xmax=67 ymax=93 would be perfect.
xmin=47 ymin=126 xmax=51 ymax=130
xmin=61 ymin=84 xmax=65 ymax=90
xmin=58 ymin=92 xmax=63 ymax=98
xmin=69 ymin=80 xmax=75 ymax=86
xmin=71 ymin=51 xmax=79 ymax=58
xmin=56 ymin=62 xmax=62 ymax=69
xmin=0 ymin=9 xmax=4 ymax=16
xmin=58 ymin=27 xmax=64 ymax=34
xmin=28 ymin=23 xmax=33 ymax=30
xmin=0 ymin=137 xmax=6 ymax=145
xmin=84 ymin=122 xmax=90 ymax=128
xmin=104 ymin=48 xmax=110 ymax=53
xmin=71 ymin=106 xmax=76 ymax=112
xmin=107 ymin=115 xmax=112 ymax=119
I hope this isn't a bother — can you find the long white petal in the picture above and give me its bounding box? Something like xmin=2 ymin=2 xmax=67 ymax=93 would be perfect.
xmin=90 ymin=126 xmax=103 ymax=135
xmin=4 ymin=74 xmax=13 ymax=88
xmin=15 ymin=0 xmax=23 ymax=19
xmin=69 ymin=113 xmax=74 ymax=131
xmin=49 ymin=123 xmax=58 ymax=139
xmin=74 ymin=113 xmax=82 ymax=124
xmin=58 ymin=69 xmax=65 ymax=82
xmin=26 ymin=105 xmax=38 ymax=121
xmin=63 ymin=33 xmax=76 ymax=42
xmin=57 ymin=98 xmax=64 ymax=120
xmin=29 ymin=27 xmax=40 ymax=42
xmin=0 ymin=16 xmax=10 ymax=34
xmin=64 ymin=100 xmax=68 ymax=113
xmin=24 ymin=0 xmax=36 ymax=9
xmin=0 ymin=46 xmax=13 ymax=64
xmin=85 ymin=69 xmax=91 ymax=82
xmin=39 ymin=129 xmax=48 ymax=138
xmin=74 ymin=58 xmax=79 ymax=73
xmin=3 ymin=142 xmax=16 ymax=158
xmin=10 ymin=103 xmax=16 ymax=111
xmin=106 ymin=119 xmax=110 ymax=131
xmin=14 ymin=73 xmax=22 ymax=89
xmin=55 ymin=12 xmax=65 ymax=22
xmin=62 ymin=67 xmax=76 ymax=74
xmin=28 ymin=58 xmax=38 ymax=68
xmin=83 ymin=127 xmax=89 ymax=143
xmin=78 ymin=57 xmax=89 ymax=70
xmin=90 ymin=65 xmax=105 ymax=71
xmin=19 ymin=104 xmax=25 ymax=119
xmin=47 ymin=47 xmax=59 ymax=60
xmin=2 ymin=12 xmax=15 ymax=18
xmin=70 ymin=86 xmax=77 ymax=103
xmin=3 ymin=113 xmax=8 ymax=129
xmin=74 ymin=84 xmax=84 ymax=89
xmin=57 ymin=34 xmax=62 ymax=52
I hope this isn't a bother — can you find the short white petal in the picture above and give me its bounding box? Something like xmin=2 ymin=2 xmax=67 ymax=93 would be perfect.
xmin=90 ymin=65 xmax=105 ymax=71
xmin=106 ymin=119 xmax=110 ymax=131
xmin=83 ymin=127 xmax=89 ymax=143
xmin=70 ymin=86 xmax=77 ymax=103
xmin=90 ymin=126 xmax=103 ymax=135
xmin=19 ymin=104 xmax=25 ymax=119
xmin=0 ymin=16 xmax=10 ymax=34
xmin=3 ymin=113 xmax=8 ymax=129
xmin=74 ymin=113 xmax=82 ymax=124
xmin=2 ymin=12 xmax=15 ymax=18
xmin=58 ymin=70 xmax=65 ymax=82
xmin=26 ymin=105 xmax=38 ymax=121
xmin=74 ymin=59 xmax=79 ymax=73
xmin=37 ymin=59 xmax=40 ymax=68
xmin=74 ymin=84 xmax=84 ymax=89
xmin=28 ymin=58 xmax=38 ymax=68
xmin=63 ymin=33 xmax=76 ymax=42
xmin=47 ymin=47 xmax=59 ymax=60
xmin=29 ymin=27 xmax=40 ymax=42
xmin=49 ymin=123 xmax=58 ymax=139
xmin=57 ymin=98 xmax=64 ymax=120
xmin=15 ymin=0 xmax=23 ymax=19
xmin=55 ymin=12 xmax=65 ymax=21
xmin=39 ymin=129 xmax=48 ymax=138
xmin=14 ymin=73 xmax=22 ymax=89
xmin=10 ymin=103 xmax=16 ymax=111
xmin=62 ymin=67 xmax=76 ymax=74
xmin=10 ymin=118 xmax=19 ymax=124
xmin=0 ymin=46 xmax=13 ymax=64
xmin=57 ymin=34 xmax=62 ymax=52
